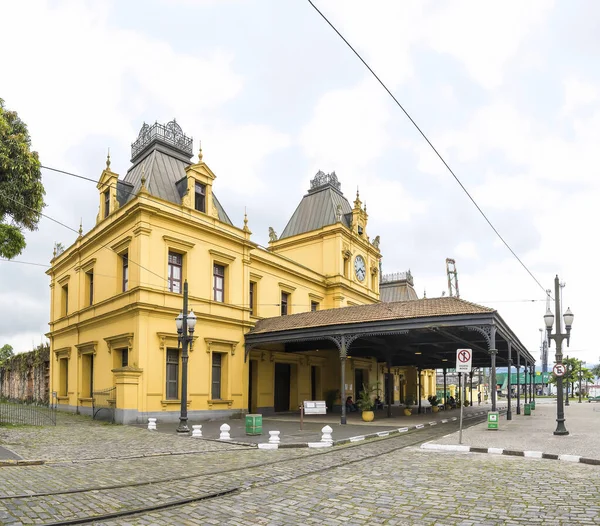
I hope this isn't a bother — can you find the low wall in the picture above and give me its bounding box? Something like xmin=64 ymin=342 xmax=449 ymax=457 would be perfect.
xmin=0 ymin=344 xmax=50 ymax=403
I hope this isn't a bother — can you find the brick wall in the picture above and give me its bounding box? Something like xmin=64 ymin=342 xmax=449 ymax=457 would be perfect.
xmin=0 ymin=344 xmax=50 ymax=403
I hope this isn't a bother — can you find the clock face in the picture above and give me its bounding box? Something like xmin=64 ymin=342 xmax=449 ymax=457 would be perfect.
xmin=354 ymin=255 xmax=366 ymax=282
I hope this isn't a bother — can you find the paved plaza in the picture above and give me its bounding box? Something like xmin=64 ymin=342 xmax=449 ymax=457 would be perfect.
xmin=0 ymin=401 xmax=598 ymax=525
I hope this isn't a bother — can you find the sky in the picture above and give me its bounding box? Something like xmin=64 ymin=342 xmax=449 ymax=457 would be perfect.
xmin=1 ymin=0 xmax=598 ymax=369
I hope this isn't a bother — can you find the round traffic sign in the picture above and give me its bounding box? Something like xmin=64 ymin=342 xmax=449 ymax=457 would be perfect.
xmin=553 ymin=363 xmax=566 ymax=377
xmin=458 ymin=349 xmax=471 ymax=363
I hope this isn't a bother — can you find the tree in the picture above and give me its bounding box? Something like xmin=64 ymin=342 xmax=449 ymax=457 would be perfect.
xmin=0 ymin=343 xmax=14 ymax=365
xmin=591 ymin=364 xmax=600 ymax=383
xmin=0 ymin=98 xmax=45 ymax=259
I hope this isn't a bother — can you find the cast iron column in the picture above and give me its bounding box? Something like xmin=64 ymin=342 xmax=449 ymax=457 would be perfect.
xmin=340 ymin=335 xmax=347 ymax=425
xmin=531 ymin=364 xmax=535 ymax=405
xmin=469 ymin=371 xmax=473 ymax=406
xmin=443 ymin=368 xmax=447 ymax=406
xmin=490 ymin=349 xmax=497 ymax=412
xmin=387 ymin=360 xmax=393 ymax=418
xmin=507 ymin=341 xmax=512 ymax=420
xmin=516 ymin=351 xmax=521 ymax=415
xmin=417 ymin=368 xmax=422 ymax=414
xmin=177 ymin=281 xmax=190 ymax=434
xmin=565 ymin=356 xmax=570 ymax=406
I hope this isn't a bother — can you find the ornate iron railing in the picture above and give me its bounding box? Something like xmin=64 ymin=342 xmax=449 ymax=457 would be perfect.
xmin=310 ymin=170 xmax=341 ymax=191
xmin=0 ymin=396 xmax=57 ymax=426
xmin=92 ymin=386 xmax=116 ymax=423
xmin=131 ymin=120 xmax=193 ymax=159
xmin=381 ymin=270 xmax=413 ymax=285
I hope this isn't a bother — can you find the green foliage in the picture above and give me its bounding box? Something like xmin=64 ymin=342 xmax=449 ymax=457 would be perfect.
xmin=404 ymin=394 xmax=415 ymax=408
xmin=0 ymin=98 xmax=45 ymax=259
xmin=427 ymin=394 xmax=439 ymax=407
xmin=0 ymin=343 xmax=13 ymax=365
xmin=591 ymin=364 xmax=600 ymax=381
xmin=356 ymin=383 xmax=377 ymax=411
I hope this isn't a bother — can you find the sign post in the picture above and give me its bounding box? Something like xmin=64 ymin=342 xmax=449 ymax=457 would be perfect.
xmin=456 ymin=349 xmax=472 ymax=444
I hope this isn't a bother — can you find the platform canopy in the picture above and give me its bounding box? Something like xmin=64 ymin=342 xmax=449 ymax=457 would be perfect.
xmin=245 ymin=297 xmax=535 ymax=369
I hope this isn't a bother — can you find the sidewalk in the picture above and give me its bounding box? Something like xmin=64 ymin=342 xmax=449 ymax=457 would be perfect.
xmin=132 ymin=403 xmax=499 ymax=446
xmin=422 ymin=399 xmax=600 ymax=463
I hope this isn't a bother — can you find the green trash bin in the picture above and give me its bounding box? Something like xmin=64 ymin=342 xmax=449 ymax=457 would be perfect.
xmin=245 ymin=414 xmax=262 ymax=435
xmin=524 ymin=404 xmax=531 ymax=416
xmin=530 ymin=400 xmax=535 ymax=410
xmin=487 ymin=411 xmax=499 ymax=430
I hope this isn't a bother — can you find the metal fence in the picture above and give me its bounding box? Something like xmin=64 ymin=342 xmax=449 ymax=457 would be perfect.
xmin=0 ymin=395 xmax=57 ymax=426
xmin=92 ymin=386 xmax=116 ymax=423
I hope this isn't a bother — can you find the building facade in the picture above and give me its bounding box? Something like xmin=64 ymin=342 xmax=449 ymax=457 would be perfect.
xmin=47 ymin=120 xmax=430 ymax=424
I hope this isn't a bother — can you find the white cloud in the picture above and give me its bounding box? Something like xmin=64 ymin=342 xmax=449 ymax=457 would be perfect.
xmin=562 ymin=78 xmax=598 ymax=115
xmin=454 ymin=241 xmax=479 ymax=261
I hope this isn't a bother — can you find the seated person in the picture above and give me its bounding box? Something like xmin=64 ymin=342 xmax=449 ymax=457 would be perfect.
xmin=448 ymin=396 xmax=457 ymax=409
xmin=374 ymin=395 xmax=384 ymax=410
xmin=345 ymin=396 xmax=358 ymax=412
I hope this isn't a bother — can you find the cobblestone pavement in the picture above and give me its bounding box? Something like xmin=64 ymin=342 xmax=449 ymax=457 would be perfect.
xmin=1 ymin=416 xmax=599 ymax=525
xmin=100 ymin=448 xmax=599 ymax=526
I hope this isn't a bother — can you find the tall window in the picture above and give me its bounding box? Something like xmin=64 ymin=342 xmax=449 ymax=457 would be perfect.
xmin=249 ymin=281 xmax=256 ymax=315
xmin=281 ymin=292 xmax=289 ymax=316
xmin=195 ymin=182 xmax=206 ymax=212
xmin=121 ymin=349 xmax=129 ymax=368
xmin=122 ymin=253 xmax=129 ymax=292
xmin=311 ymin=301 xmax=319 ymax=312
xmin=62 ymin=284 xmax=69 ymax=316
xmin=82 ymin=354 xmax=94 ymax=397
xmin=213 ymin=264 xmax=225 ymax=302
xmin=166 ymin=349 xmax=179 ymax=399
xmin=59 ymin=358 xmax=68 ymax=397
xmin=212 ymin=353 xmax=222 ymax=399
xmin=104 ymin=190 xmax=110 ymax=218
xmin=168 ymin=252 xmax=182 ymax=293
xmin=87 ymin=270 xmax=94 ymax=305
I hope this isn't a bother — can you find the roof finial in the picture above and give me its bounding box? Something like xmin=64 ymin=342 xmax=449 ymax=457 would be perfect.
xmin=78 ymin=219 xmax=83 ymax=237
xmin=198 ymin=140 xmax=203 ymax=162
xmin=243 ymin=207 xmax=250 ymax=233
xmin=106 ymin=148 xmax=111 ymax=170
xmin=423 ymin=289 xmax=427 ymax=299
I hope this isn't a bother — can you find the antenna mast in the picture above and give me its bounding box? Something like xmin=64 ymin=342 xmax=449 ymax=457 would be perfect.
xmin=446 ymin=258 xmax=459 ymax=298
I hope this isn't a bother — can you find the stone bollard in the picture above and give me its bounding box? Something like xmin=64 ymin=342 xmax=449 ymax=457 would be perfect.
xmin=219 ymin=423 xmax=231 ymax=440
xmin=192 ymin=425 xmax=203 ymax=438
xmin=268 ymin=430 xmax=281 ymax=444
xmin=147 ymin=418 xmax=157 ymax=431
xmin=321 ymin=425 xmax=333 ymax=444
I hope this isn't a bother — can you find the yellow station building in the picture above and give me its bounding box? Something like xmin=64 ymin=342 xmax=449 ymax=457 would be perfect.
xmin=47 ymin=120 xmax=436 ymax=424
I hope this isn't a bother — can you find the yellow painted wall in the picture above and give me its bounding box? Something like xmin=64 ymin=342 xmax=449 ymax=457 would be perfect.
xmin=47 ymin=155 xmax=434 ymax=424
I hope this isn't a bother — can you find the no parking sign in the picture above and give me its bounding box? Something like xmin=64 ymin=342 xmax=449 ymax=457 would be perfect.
xmin=456 ymin=348 xmax=472 ymax=373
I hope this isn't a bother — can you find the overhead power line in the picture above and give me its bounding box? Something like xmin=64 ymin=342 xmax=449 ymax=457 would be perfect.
xmin=306 ymin=0 xmax=548 ymax=296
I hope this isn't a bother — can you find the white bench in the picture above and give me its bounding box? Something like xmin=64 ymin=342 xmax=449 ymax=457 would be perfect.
xmin=303 ymin=401 xmax=327 ymax=414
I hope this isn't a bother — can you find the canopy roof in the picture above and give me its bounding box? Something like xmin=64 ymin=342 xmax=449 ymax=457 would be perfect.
xmin=245 ymin=297 xmax=535 ymax=369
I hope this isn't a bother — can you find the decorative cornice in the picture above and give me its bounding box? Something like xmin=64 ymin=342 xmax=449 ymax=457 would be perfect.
xmin=133 ymin=225 xmax=152 ymax=237
xmin=204 ymin=337 xmax=239 ymax=355
xmin=104 ymin=333 xmax=133 ymax=354
xmin=75 ymin=341 xmax=98 ymax=355
xmin=163 ymin=234 xmax=195 ymax=250
xmin=111 ymin=236 xmax=132 ymax=254
xmin=209 ymin=249 xmax=236 ymax=263
xmin=53 ymin=346 xmax=71 ymax=361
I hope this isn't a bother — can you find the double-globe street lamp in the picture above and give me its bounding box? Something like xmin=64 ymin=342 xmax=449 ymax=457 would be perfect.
xmin=175 ymin=280 xmax=196 ymax=434
xmin=544 ymin=275 xmax=574 ymax=436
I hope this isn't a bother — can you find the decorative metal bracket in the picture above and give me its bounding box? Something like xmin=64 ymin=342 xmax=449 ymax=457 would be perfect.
xmin=468 ymin=325 xmax=496 ymax=351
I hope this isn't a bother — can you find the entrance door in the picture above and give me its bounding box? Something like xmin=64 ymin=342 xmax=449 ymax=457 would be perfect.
xmin=355 ymin=368 xmax=365 ymax=399
xmin=274 ymin=363 xmax=291 ymax=412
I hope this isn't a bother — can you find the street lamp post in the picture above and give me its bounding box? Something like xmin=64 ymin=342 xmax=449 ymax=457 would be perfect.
xmin=544 ymin=275 xmax=574 ymax=436
xmin=175 ymin=280 xmax=196 ymax=434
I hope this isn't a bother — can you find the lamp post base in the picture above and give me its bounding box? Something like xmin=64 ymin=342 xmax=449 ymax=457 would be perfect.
xmin=176 ymin=421 xmax=190 ymax=434
xmin=554 ymin=419 xmax=569 ymax=436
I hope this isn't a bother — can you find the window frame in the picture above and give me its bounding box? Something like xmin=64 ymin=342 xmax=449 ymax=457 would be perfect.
xmin=211 ymin=352 xmax=222 ymax=400
xmin=249 ymin=281 xmax=256 ymax=316
xmin=62 ymin=284 xmax=69 ymax=316
xmin=213 ymin=263 xmax=225 ymax=302
xmin=166 ymin=348 xmax=180 ymax=400
xmin=194 ymin=182 xmax=206 ymax=213
xmin=167 ymin=252 xmax=183 ymax=294
xmin=87 ymin=270 xmax=94 ymax=306
xmin=104 ymin=190 xmax=110 ymax=218
xmin=121 ymin=349 xmax=129 ymax=368
xmin=310 ymin=301 xmax=319 ymax=312
xmin=281 ymin=291 xmax=289 ymax=316
xmin=122 ymin=253 xmax=129 ymax=292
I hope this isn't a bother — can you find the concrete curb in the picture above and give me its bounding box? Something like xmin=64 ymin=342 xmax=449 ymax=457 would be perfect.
xmin=255 ymin=410 xmax=497 ymax=451
xmin=419 ymin=442 xmax=600 ymax=466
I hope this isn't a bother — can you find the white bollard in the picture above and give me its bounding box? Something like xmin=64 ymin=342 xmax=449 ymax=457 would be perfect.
xmin=219 ymin=423 xmax=231 ymax=440
xmin=147 ymin=418 xmax=157 ymax=431
xmin=268 ymin=430 xmax=281 ymax=444
xmin=192 ymin=425 xmax=203 ymax=438
xmin=321 ymin=425 xmax=333 ymax=444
